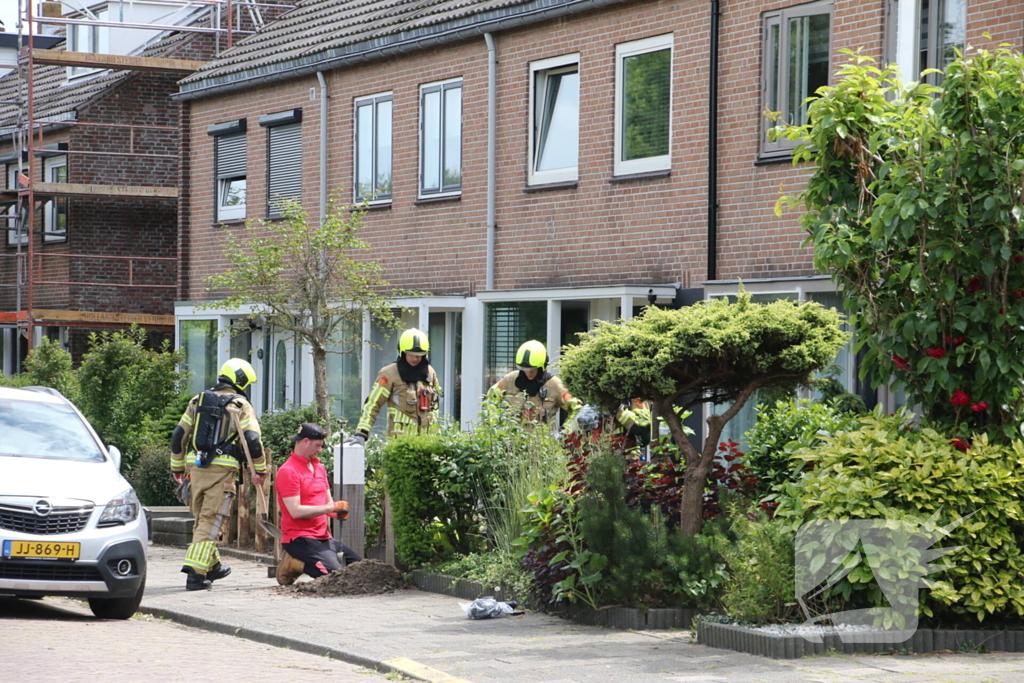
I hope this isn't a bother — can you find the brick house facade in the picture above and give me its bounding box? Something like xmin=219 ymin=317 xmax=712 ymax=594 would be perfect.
xmin=174 ymin=0 xmax=1024 ymax=434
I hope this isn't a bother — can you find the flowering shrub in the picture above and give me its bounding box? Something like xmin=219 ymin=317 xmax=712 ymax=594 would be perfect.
xmin=776 ymin=47 xmax=1024 ymax=442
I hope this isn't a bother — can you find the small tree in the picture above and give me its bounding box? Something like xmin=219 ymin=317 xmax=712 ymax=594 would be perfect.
xmin=205 ymin=196 xmax=405 ymax=423
xmin=775 ymin=47 xmax=1024 ymax=442
xmin=23 ymin=338 xmax=77 ymax=399
xmin=559 ymin=295 xmax=846 ymax=537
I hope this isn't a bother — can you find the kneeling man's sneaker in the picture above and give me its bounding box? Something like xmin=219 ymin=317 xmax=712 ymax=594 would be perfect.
xmin=275 ymin=550 xmax=305 ymax=586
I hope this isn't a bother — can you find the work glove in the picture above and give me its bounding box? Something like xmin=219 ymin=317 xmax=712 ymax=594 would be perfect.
xmin=344 ymin=431 xmax=367 ymax=447
xmin=327 ymin=500 xmax=349 ymax=520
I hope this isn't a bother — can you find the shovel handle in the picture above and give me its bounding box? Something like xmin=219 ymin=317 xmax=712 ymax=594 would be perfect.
xmin=227 ymin=406 xmax=268 ymax=517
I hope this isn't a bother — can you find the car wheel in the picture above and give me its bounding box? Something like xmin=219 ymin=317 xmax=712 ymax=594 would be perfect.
xmin=88 ymin=576 xmax=145 ymax=620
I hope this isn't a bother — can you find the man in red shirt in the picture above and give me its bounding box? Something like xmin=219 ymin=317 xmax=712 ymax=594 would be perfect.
xmin=275 ymin=422 xmax=361 ymax=585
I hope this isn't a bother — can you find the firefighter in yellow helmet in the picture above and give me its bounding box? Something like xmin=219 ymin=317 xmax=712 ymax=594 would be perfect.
xmin=170 ymin=358 xmax=267 ymax=591
xmin=489 ymin=340 xmax=580 ymax=424
xmin=349 ymin=328 xmax=442 ymax=444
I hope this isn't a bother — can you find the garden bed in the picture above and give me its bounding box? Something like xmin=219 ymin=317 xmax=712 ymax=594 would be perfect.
xmin=410 ymin=570 xmax=702 ymax=630
xmin=697 ymin=620 xmax=1024 ymax=658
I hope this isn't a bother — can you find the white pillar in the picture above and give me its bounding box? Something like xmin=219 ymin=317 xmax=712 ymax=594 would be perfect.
xmin=460 ymin=298 xmax=485 ymax=428
xmin=546 ymin=299 xmax=562 ymax=368
xmin=418 ymin=303 xmax=430 ymax=332
xmin=620 ymin=295 xmax=634 ymax=321
xmin=360 ymin=311 xmax=373 ymax=405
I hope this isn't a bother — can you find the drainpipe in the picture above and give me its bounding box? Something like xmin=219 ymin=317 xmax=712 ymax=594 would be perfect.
xmin=484 ymin=33 xmax=497 ymax=291
xmin=316 ymin=71 xmax=329 ymax=224
xmin=707 ymin=0 xmax=720 ymax=281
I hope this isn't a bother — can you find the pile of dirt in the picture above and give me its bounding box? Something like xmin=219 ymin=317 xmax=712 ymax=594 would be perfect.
xmin=292 ymin=559 xmax=408 ymax=597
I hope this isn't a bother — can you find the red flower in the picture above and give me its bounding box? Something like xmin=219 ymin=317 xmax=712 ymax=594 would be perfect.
xmin=951 ymin=390 xmax=970 ymax=406
xmin=926 ymin=348 xmax=945 ymax=359
xmin=953 ymin=336 xmax=966 ymax=345
xmin=966 ymin=277 xmax=983 ymax=294
xmin=1014 ymin=289 xmax=1024 ymax=299
xmin=893 ymin=355 xmax=910 ymax=371
xmin=970 ymin=402 xmax=988 ymax=412
xmin=1015 ymin=255 xmax=1024 ymax=264
xmin=950 ymin=437 xmax=970 ymax=452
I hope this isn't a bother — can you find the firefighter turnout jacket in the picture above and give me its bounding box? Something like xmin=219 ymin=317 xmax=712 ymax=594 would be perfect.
xmin=490 ymin=370 xmax=580 ymax=424
xmin=357 ymin=362 xmax=441 ymax=438
xmin=170 ymin=387 xmax=267 ymax=475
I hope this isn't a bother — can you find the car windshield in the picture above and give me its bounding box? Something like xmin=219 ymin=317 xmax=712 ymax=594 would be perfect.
xmin=0 ymin=398 xmax=105 ymax=461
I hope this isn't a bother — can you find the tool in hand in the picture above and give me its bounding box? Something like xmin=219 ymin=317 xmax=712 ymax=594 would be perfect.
xmin=228 ymin=406 xmax=282 ymax=540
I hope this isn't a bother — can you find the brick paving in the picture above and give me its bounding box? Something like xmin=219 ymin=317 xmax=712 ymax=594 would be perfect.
xmin=139 ymin=543 xmax=1024 ymax=683
xmin=0 ymin=595 xmax=385 ymax=683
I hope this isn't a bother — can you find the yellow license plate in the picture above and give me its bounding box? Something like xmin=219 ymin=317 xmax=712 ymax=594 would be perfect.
xmin=3 ymin=540 xmax=80 ymax=559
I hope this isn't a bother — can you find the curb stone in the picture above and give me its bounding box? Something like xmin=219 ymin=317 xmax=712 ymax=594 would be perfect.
xmin=697 ymin=620 xmax=1024 ymax=658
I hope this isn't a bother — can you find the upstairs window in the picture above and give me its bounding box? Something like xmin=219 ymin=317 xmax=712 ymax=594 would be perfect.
xmin=209 ymin=119 xmax=247 ymax=222
xmin=5 ymin=165 xmax=25 ymax=247
xmin=260 ymin=109 xmax=303 ymax=218
xmin=615 ymin=35 xmax=673 ymax=176
xmin=354 ymin=93 xmax=393 ymax=203
xmin=889 ymin=0 xmax=965 ymax=85
xmin=420 ymin=79 xmax=462 ymax=197
xmin=69 ymin=5 xmax=109 ymax=77
xmin=761 ymin=1 xmax=832 ymax=158
xmin=529 ymin=54 xmax=580 ymax=186
xmin=42 ymin=155 xmax=68 ymax=242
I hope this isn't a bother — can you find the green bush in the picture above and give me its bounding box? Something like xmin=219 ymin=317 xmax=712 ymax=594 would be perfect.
xmin=0 ymin=373 xmax=34 ymax=388
xmin=382 ymin=430 xmax=485 ymax=568
xmin=720 ymin=505 xmax=797 ymax=623
xmin=364 ymin=436 xmax=387 ymax=553
xmin=776 ymin=411 xmax=1024 ymax=625
xmin=577 ymin=445 xmax=728 ymax=609
xmin=430 ymin=552 xmax=533 ymax=602
xmin=75 ymin=326 xmax=187 ymax=470
xmin=744 ymin=398 xmax=864 ymax=500
xmin=129 ymin=432 xmax=180 ymax=507
xmin=257 ymin=402 xmax=323 ymax=468
xmin=23 ymin=338 xmax=77 ymax=399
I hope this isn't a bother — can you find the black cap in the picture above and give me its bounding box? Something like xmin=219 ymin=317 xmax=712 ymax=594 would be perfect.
xmin=289 ymin=422 xmax=327 ymax=441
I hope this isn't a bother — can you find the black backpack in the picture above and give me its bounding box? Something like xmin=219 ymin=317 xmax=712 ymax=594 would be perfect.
xmin=190 ymin=391 xmax=242 ymax=466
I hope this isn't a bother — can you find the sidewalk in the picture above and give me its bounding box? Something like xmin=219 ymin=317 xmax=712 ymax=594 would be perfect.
xmin=140 ymin=543 xmax=1024 ymax=683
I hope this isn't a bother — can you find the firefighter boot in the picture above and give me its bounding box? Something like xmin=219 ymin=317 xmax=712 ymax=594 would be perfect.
xmin=185 ymin=572 xmax=212 ymax=591
xmin=275 ymin=550 xmax=305 ymax=586
xmin=207 ymin=562 xmax=232 ymax=582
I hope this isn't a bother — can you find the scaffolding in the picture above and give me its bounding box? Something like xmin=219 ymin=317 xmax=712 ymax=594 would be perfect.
xmin=0 ymin=0 xmax=292 ymax=369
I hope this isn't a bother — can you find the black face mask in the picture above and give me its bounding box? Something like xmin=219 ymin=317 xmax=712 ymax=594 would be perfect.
xmin=397 ymin=355 xmax=430 ymax=384
xmin=514 ymin=369 xmax=551 ymax=397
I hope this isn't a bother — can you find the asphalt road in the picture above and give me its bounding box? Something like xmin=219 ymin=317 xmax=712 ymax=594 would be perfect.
xmin=0 ymin=596 xmax=395 ymax=683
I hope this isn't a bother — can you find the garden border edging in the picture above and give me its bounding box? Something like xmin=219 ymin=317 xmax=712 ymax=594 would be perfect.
xmin=410 ymin=570 xmax=702 ymax=630
xmin=697 ymin=620 xmax=1024 ymax=658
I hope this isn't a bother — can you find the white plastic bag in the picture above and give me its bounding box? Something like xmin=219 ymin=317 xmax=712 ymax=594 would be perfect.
xmin=459 ymin=596 xmax=516 ymax=619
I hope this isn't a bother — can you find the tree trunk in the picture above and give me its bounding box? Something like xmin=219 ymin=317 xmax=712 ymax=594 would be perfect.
xmin=312 ymin=344 xmax=330 ymax=425
xmin=679 ymin=461 xmax=713 ymax=537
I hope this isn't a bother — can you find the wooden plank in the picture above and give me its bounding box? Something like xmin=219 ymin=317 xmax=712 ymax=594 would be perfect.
xmin=34 ymin=182 xmax=177 ymax=198
xmin=238 ymin=467 xmax=251 ymax=549
xmin=32 ymin=309 xmax=175 ymax=326
xmin=31 ymin=49 xmax=206 ymax=73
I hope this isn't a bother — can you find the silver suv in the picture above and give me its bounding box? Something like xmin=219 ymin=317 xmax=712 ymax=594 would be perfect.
xmin=0 ymin=386 xmax=147 ymax=618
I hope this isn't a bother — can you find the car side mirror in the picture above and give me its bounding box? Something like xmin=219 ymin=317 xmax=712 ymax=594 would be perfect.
xmin=108 ymin=445 xmax=122 ymax=470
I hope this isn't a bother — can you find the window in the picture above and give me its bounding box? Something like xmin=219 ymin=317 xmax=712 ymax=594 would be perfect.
xmin=43 ymin=155 xmax=67 ymax=242
xmin=209 ymin=120 xmax=247 ymax=222
xmin=5 ymin=165 xmax=24 ymax=247
xmin=420 ymin=79 xmax=462 ymax=197
xmin=890 ymin=0 xmax=965 ymax=85
xmin=69 ymin=5 xmax=109 ymax=77
xmin=260 ymin=109 xmax=303 ymax=218
xmin=615 ymin=35 xmax=673 ymax=176
xmin=529 ymin=54 xmax=580 ymax=185
xmin=179 ymin=319 xmax=218 ymax=396
xmin=484 ymin=301 xmax=547 ymax=386
xmin=761 ymin=1 xmax=832 ymax=157
xmin=354 ymin=93 xmax=393 ymax=203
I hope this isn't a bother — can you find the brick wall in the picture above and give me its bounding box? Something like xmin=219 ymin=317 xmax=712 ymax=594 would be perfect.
xmin=180 ymin=0 xmax=1024 ymax=301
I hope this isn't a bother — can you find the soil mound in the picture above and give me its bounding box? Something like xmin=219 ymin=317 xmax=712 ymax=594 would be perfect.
xmin=293 ymin=559 xmax=408 ymax=597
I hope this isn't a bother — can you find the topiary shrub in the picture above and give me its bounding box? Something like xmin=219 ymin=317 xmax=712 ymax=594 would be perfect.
xmin=777 ymin=410 xmax=1024 ymax=626
xmin=744 ymin=398 xmax=864 ymax=501
xmin=23 ymin=338 xmax=77 ymax=399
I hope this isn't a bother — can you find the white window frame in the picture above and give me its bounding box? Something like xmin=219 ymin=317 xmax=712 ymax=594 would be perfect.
xmin=5 ymin=165 xmax=25 ymax=247
xmin=761 ymin=0 xmax=833 ymax=158
xmin=213 ymin=130 xmax=247 ymax=223
xmin=890 ymin=0 xmax=965 ymax=85
xmin=614 ymin=34 xmax=673 ymax=176
xmin=353 ymin=91 xmax=393 ymax=205
xmin=528 ymin=53 xmax=580 ymax=186
xmin=68 ymin=5 xmax=110 ymax=78
xmin=419 ymin=78 xmax=463 ymax=198
xmin=217 ymin=177 xmax=246 ymax=222
xmin=42 ymin=155 xmax=68 ymax=242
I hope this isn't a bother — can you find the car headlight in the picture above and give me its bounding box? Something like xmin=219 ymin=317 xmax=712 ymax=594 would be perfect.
xmin=98 ymin=488 xmax=140 ymax=527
